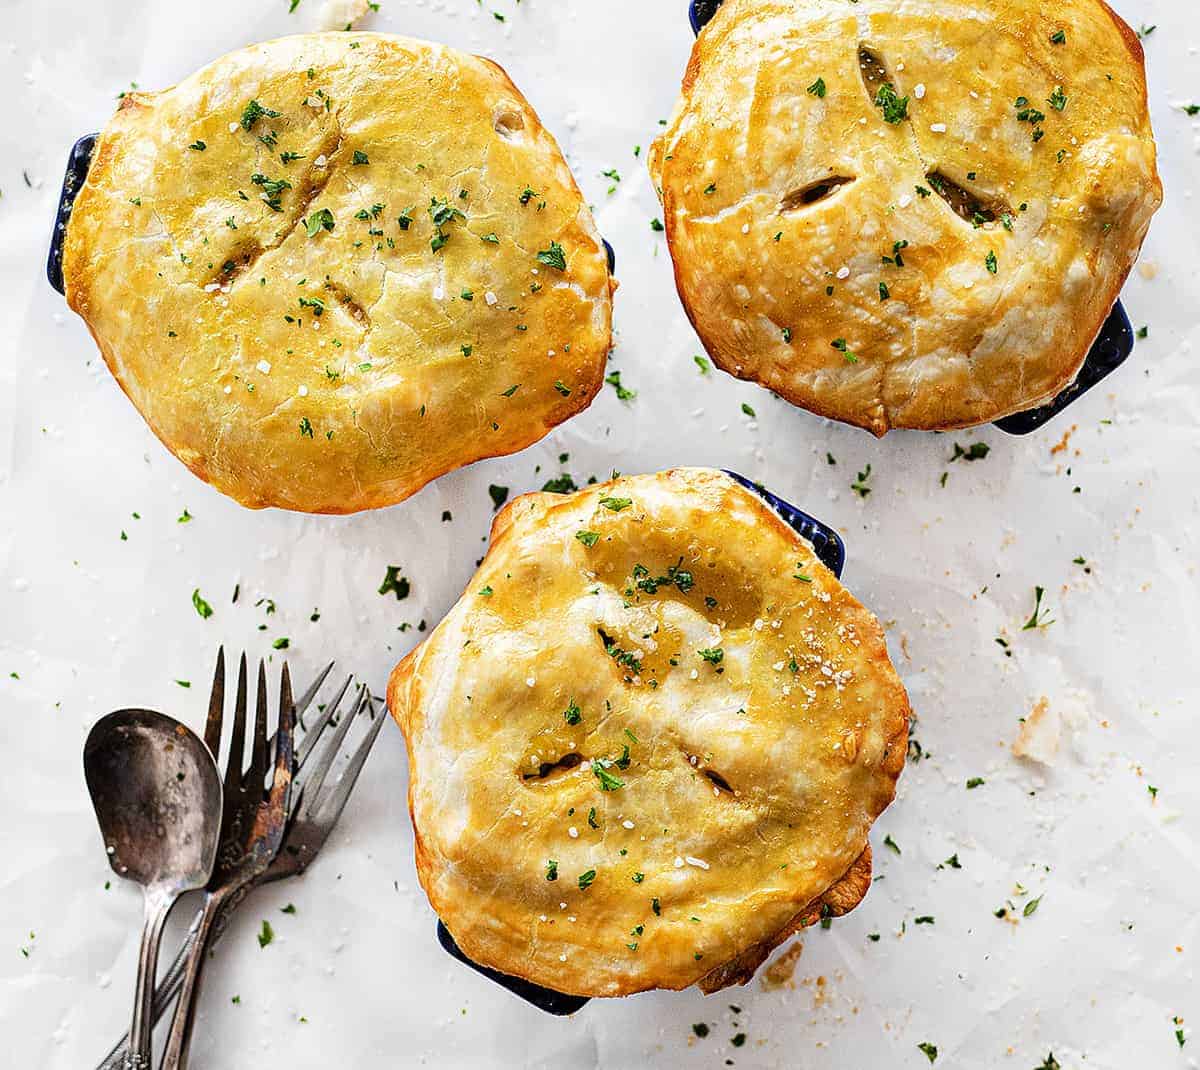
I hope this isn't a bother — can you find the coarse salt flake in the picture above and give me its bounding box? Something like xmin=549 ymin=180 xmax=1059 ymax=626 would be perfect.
xmin=256 ymin=360 xmax=272 ymax=375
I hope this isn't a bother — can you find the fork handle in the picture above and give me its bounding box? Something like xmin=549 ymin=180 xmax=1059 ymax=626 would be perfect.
xmin=157 ymin=888 xmax=229 ymax=1070
xmin=96 ymin=884 xmax=252 ymax=1070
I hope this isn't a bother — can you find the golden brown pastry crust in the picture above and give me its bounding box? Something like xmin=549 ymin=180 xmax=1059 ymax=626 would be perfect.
xmin=649 ymin=0 xmax=1161 ymax=435
xmin=388 ymin=468 xmax=909 ymax=997
xmin=64 ymin=33 xmax=613 ymax=513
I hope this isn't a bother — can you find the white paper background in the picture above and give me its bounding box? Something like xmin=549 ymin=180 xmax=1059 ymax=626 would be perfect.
xmin=2 ymin=1 xmax=1198 ymax=1067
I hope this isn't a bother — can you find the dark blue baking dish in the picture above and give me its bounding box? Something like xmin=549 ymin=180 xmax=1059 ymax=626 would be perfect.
xmin=436 ymin=472 xmax=843 ymax=1015
xmin=685 ymin=0 xmax=1137 ymax=437
xmin=45 ymin=134 xmax=616 ymax=295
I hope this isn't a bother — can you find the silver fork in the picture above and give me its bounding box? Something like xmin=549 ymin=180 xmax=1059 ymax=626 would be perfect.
xmin=158 ymin=652 xmax=295 ymax=1070
xmin=95 ymin=652 xmax=384 ymax=1070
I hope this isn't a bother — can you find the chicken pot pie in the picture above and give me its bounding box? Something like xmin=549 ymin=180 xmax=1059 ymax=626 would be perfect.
xmin=63 ymin=33 xmax=613 ymax=513
xmin=388 ymin=468 xmax=910 ymax=997
xmin=649 ymin=0 xmax=1161 ymax=434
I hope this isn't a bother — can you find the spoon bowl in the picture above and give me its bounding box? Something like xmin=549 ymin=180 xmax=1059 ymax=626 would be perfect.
xmin=84 ymin=709 xmax=222 ymax=1068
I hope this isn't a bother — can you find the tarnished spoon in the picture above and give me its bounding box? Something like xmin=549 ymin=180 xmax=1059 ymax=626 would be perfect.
xmin=84 ymin=710 xmax=222 ymax=1070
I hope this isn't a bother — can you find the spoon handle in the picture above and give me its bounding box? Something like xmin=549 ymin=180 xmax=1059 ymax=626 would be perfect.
xmin=96 ymin=881 xmax=253 ymax=1070
xmin=96 ymin=919 xmax=198 ymax=1070
xmin=124 ymin=891 xmax=174 ymax=1070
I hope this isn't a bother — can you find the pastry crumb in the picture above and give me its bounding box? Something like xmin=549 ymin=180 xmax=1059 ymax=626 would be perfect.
xmin=316 ymin=0 xmax=370 ymax=30
xmin=1013 ymin=696 xmax=1060 ymax=764
xmin=761 ymin=942 xmax=803 ymax=990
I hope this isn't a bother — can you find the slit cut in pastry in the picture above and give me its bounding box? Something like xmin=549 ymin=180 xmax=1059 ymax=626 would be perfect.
xmin=649 ymin=0 xmax=1162 ymax=434
xmin=63 ymin=33 xmax=614 ymax=513
xmin=388 ymin=468 xmax=911 ymax=997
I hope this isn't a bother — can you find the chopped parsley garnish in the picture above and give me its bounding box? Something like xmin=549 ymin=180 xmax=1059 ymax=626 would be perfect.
xmin=831 ymin=338 xmax=859 ymax=364
xmin=257 ymin=920 xmax=275 ymax=948
xmin=697 ymin=647 xmax=724 ymax=665
xmin=1048 ymin=86 xmax=1068 ymax=112
xmin=605 ymin=370 xmax=636 ymax=401
xmin=951 ymin=442 xmax=990 ymax=462
xmin=1050 ymin=29 xmax=1067 ymax=44
xmin=304 ymin=208 xmax=335 ymax=237
xmin=851 ymin=464 xmax=873 ymax=497
xmin=694 ymin=355 xmax=711 ymax=374
xmin=1024 ymin=894 xmax=1044 ymax=917
xmin=883 ymin=834 xmax=900 ymax=855
xmin=918 ymin=1042 xmax=938 ymax=1064
xmin=807 ymin=77 xmax=827 ymax=99
xmin=298 ymin=417 xmax=314 ymax=438
xmin=563 ymin=700 xmax=582 ymax=725
xmin=576 ymin=530 xmax=600 ymax=547
xmin=577 ymin=869 xmax=597 ymax=890
xmin=592 ymin=759 xmax=626 ymax=791
xmin=545 ymin=860 xmax=558 ymax=882
xmin=352 ymin=150 xmax=369 ymax=165
xmin=1022 ymin=586 xmax=1055 ymax=630
xmin=240 ymin=99 xmax=281 ymax=131
xmin=488 ymin=484 xmax=509 ymax=511
xmin=378 ymin=566 xmax=410 ymax=600
xmin=192 ymin=589 xmax=213 ymax=619
xmin=874 ymin=83 xmax=909 ymax=124
xmin=188 ymin=140 xmax=206 ymax=152
xmin=428 ymin=196 xmax=466 ymax=251
xmin=250 ymin=172 xmax=292 ymax=211
xmin=599 ymin=496 xmax=632 ymax=512
xmin=985 ymin=250 xmax=998 ymax=274
xmin=536 ymin=241 xmax=567 ymax=271
xmin=966 ymin=776 xmax=985 ymax=789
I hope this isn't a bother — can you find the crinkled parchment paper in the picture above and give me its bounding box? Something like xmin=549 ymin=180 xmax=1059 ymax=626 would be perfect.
xmin=0 ymin=1 xmax=1197 ymax=1067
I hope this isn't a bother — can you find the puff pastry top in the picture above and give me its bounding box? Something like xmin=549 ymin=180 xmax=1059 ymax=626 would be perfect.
xmin=64 ymin=33 xmax=613 ymax=513
xmin=649 ymin=0 xmax=1161 ymax=434
xmin=388 ymin=468 xmax=909 ymax=996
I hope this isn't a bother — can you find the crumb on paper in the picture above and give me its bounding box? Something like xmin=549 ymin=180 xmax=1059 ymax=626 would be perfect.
xmin=761 ymin=941 xmax=803 ymax=990
xmin=1013 ymin=697 xmax=1060 ymax=765
xmin=317 ymin=0 xmax=370 ymax=30
xmin=1138 ymin=260 xmax=1158 ymax=280
xmin=1050 ymin=424 xmax=1078 ymax=456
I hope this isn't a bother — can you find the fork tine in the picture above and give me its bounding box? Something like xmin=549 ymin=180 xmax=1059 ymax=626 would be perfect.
xmin=295 ymin=675 xmax=354 ymax=773
xmin=204 ymin=647 xmax=225 ymax=758
xmin=311 ymin=692 xmax=386 ymax=828
xmin=248 ymin=659 xmax=269 ymax=785
xmin=292 ymin=661 xmax=335 ymax=728
xmin=301 ymin=684 xmax=367 ymax=811
xmin=271 ymin=664 xmax=296 ymax=806
xmin=225 ymin=653 xmax=249 ymax=792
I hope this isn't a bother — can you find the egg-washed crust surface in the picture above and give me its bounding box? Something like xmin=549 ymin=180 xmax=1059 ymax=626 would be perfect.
xmin=388 ymin=468 xmax=910 ymax=997
xmin=649 ymin=0 xmax=1160 ymax=435
xmin=64 ymin=33 xmax=613 ymax=513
